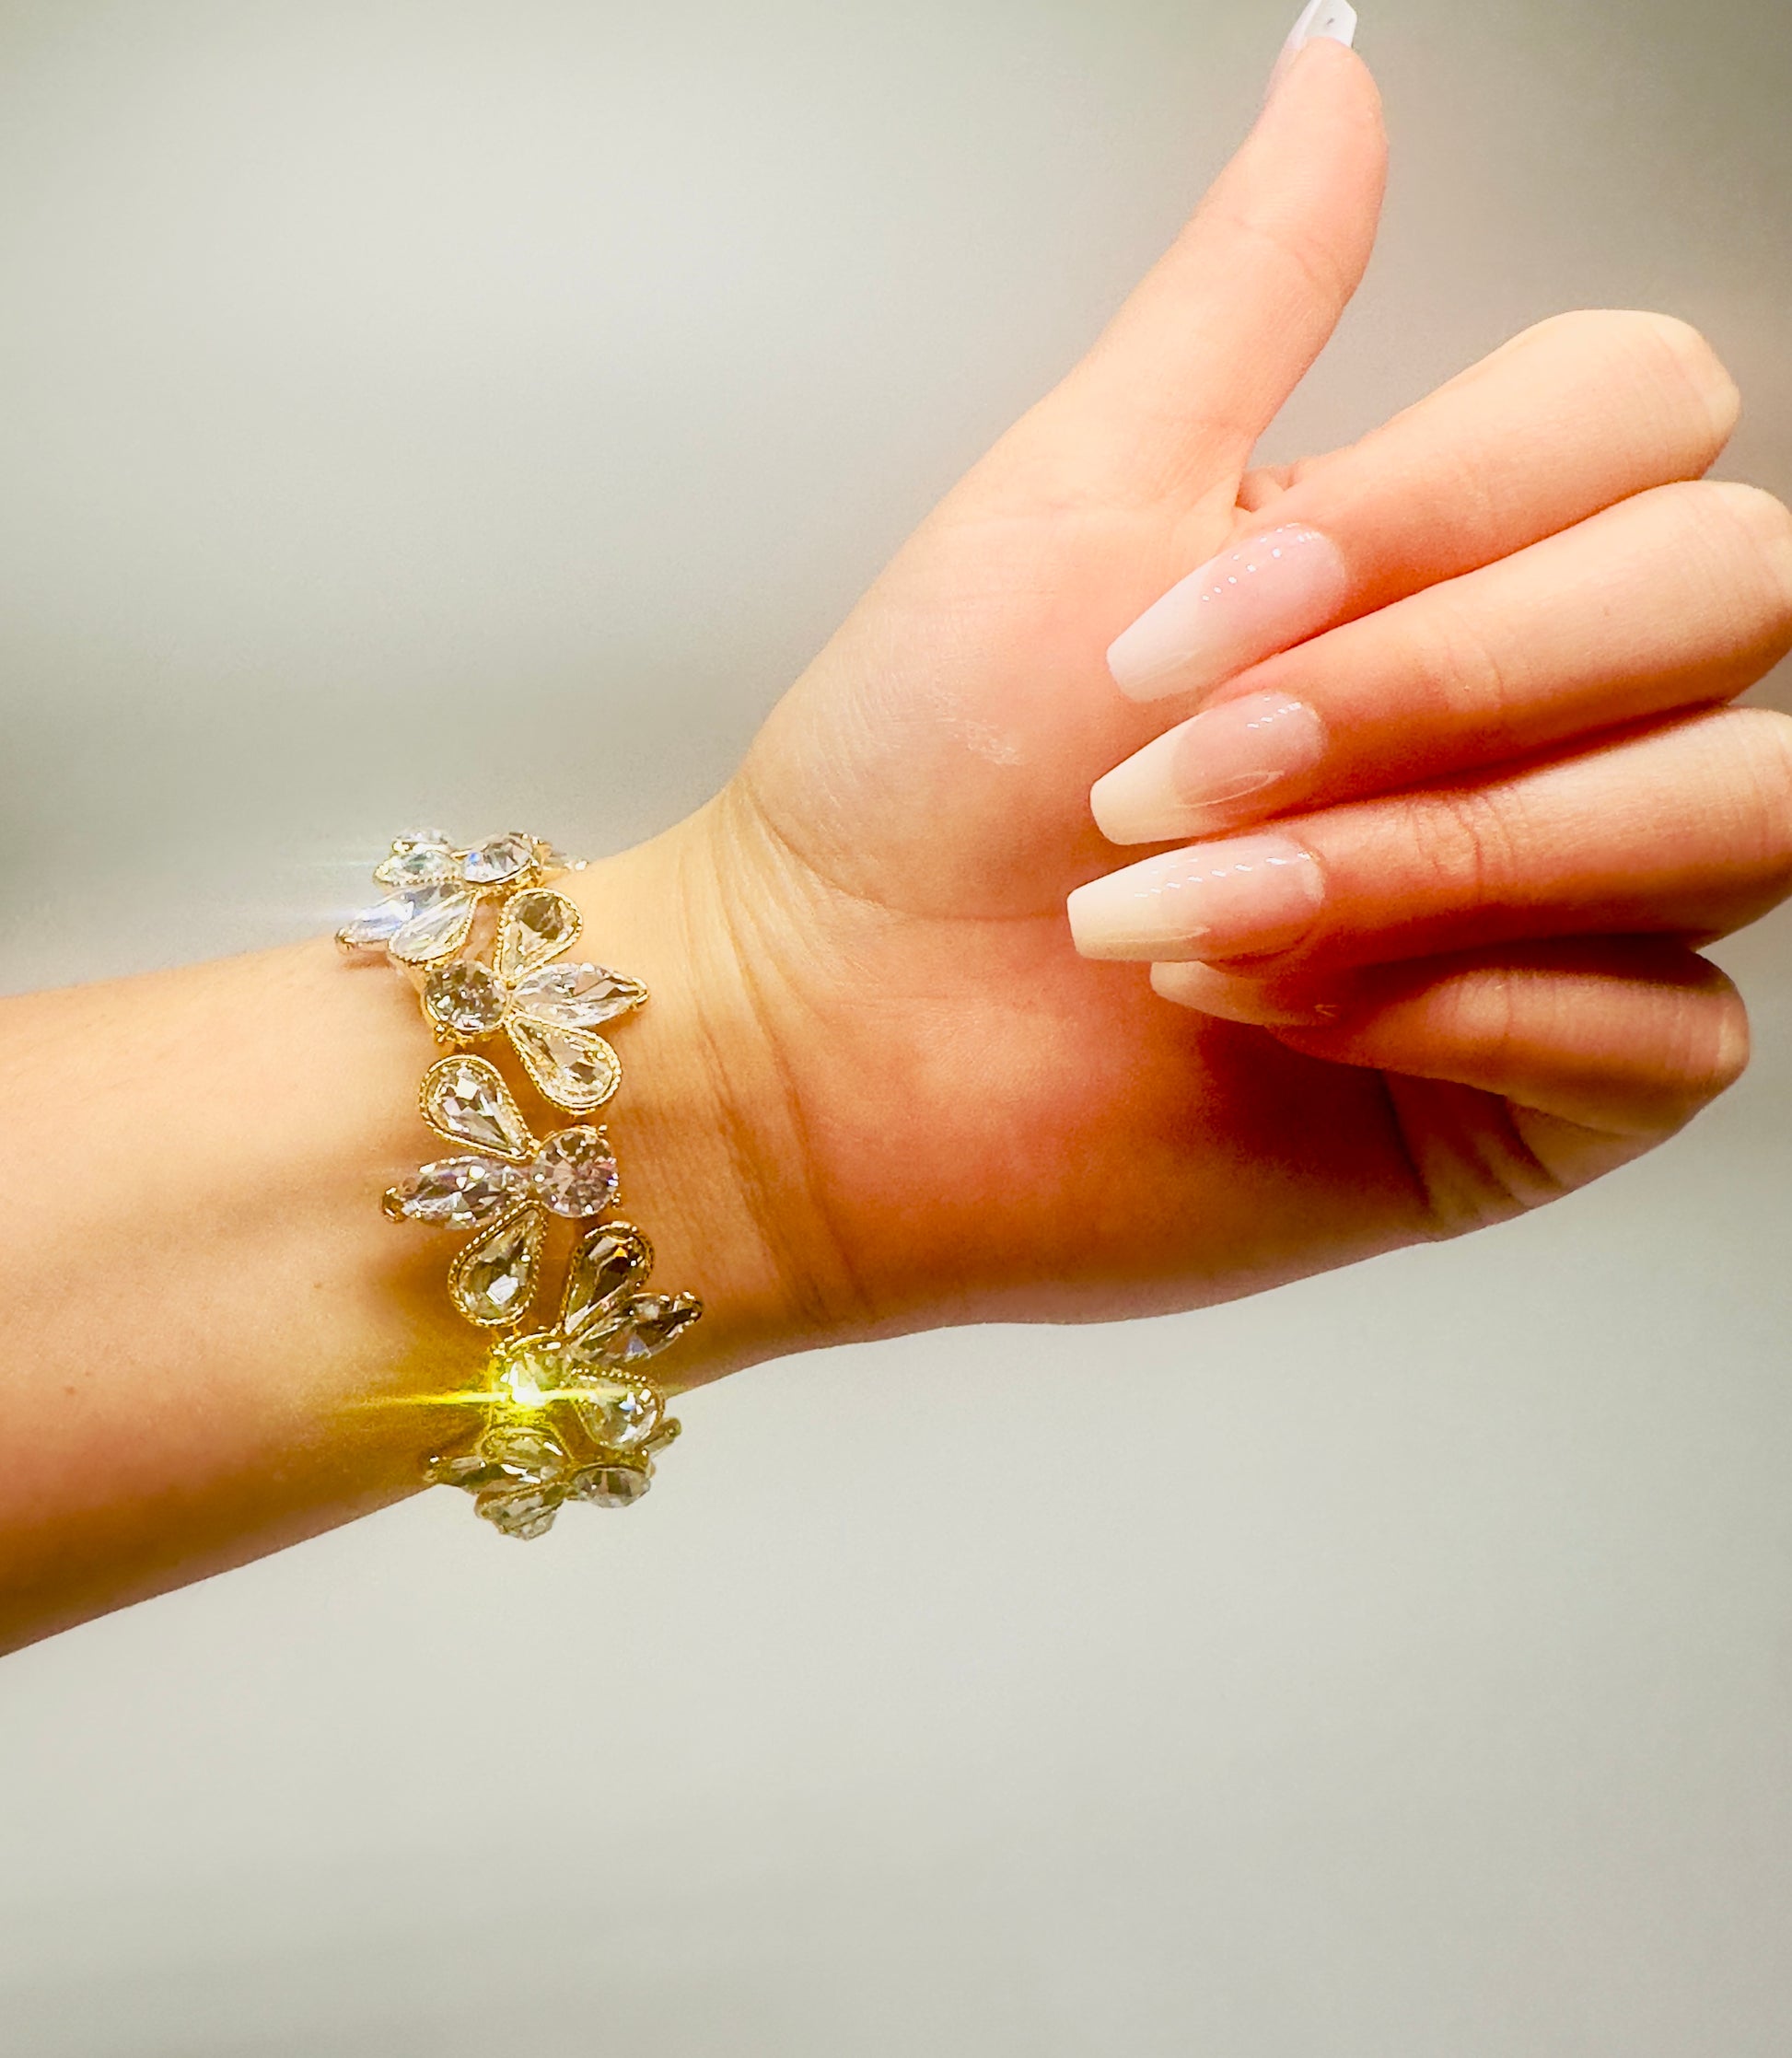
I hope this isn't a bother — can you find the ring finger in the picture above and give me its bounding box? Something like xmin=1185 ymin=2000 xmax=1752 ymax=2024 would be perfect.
xmin=1066 ymin=706 xmax=1792 ymax=971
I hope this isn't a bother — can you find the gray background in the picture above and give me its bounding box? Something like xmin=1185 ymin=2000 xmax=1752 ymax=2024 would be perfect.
xmin=1 ymin=1 xmax=1789 ymax=2052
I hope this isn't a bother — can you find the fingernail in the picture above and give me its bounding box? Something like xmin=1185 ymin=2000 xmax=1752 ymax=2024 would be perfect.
xmin=1150 ymin=961 xmax=1345 ymax=1027
xmin=1284 ymin=0 xmax=1358 ymax=54
xmin=1090 ymin=694 xmax=1327 ymax=845
xmin=1107 ymin=526 xmax=1350 ymax=703
xmin=1066 ymin=834 xmax=1323 ymax=963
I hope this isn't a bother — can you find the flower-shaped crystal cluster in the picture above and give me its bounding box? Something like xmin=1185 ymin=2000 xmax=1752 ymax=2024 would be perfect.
xmin=385 ymin=1054 xmax=626 ymax=1326
xmin=339 ymin=832 xmax=645 ymax=1113
xmin=424 ymin=1218 xmax=703 ymax=1537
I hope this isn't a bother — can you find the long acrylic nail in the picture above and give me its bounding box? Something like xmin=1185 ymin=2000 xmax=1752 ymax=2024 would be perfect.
xmin=1090 ymin=693 xmax=1327 ymax=845
xmin=1283 ymin=0 xmax=1358 ymax=57
xmin=1066 ymin=834 xmax=1323 ymax=963
xmin=1107 ymin=526 xmax=1350 ymax=703
xmin=1149 ymin=961 xmax=1345 ymax=1027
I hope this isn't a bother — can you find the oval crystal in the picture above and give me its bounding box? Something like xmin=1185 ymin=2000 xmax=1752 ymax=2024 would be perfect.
xmin=423 ymin=1056 xmax=537 ymax=1161
xmin=384 ymin=1156 xmax=525 ymax=1226
xmin=462 ymin=833 xmax=536 ymax=887
xmin=530 ymin=1128 xmax=621 ymax=1218
xmin=496 ymin=890 xmax=581 ymax=984
xmin=424 ymin=961 xmax=506 ymax=1040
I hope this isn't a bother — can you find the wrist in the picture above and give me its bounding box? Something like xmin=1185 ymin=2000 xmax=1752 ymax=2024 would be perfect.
xmin=562 ymin=808 xmax=850 ymax=1386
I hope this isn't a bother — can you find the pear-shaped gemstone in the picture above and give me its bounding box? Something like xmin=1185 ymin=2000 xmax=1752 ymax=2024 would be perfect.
xmin=496 ymin=889 xmax=580 ymax=984
xmin=423 ymin=961 xmax=506 ymax=1040
xmin=530 ymin=1127 xmax=621 ymax=1218
xmin=506 ymin=1017 xmax=621 ymax=1113
xmin=390 ymin=884 xmax=479 ymax=965
xmin=560 ymin=1221 xmax=655 ymax=1335
xmin=423 ymin=1056 xmax=537 ymax=1161
xmin=567 ymin=1291 xmax=703 ymax=1371
xmin=462 ymin=832 xmax=536 ymax=887
xmin=383 ymin=1155 xmax=526 ymax=1226
xmin=510 ymin=961 xmax=646 ymax=1030
xmin=568 ymin=1376 xmax=662 ymax=1450
xmin=337 ymin=890 xmax=419 ymax=952
xmin=489 ymin=1332 xmax=569 ymax=1411
xmin=375 ymin=845 xmax=456 ymax=889
xmin=475 ymin=1485 xmax=564 ymax=1539
xmin=449 ymin=1204 xmax=546 ymax=1327
xmin=568 ymin=1462 xmax=651 ymax=1508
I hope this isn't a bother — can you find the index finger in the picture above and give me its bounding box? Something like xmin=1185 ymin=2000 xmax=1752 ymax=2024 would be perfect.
xmin=1105 ymin=309 xmax=1742 ymax=703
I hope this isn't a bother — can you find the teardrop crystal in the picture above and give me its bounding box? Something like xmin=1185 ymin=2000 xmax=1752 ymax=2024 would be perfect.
xmin=567 ymin=1376 xmax=662 ymax=1450
xmin=390 ymin=884 xmax=479 ymax=965
xmin=449 ymin=1203 xmax=546 ymax=1327
xmin=383 ymin=1156 xmax=526 ymax=1226
xmin=560 ymin=1221 xmax=655 ymax=1335
xmin=510 ymin=962 xmax=647 ymax=1030
xmin=375 ymin=845 xmax=456 ymax=889
xmin=337 ymin=890 xmax=418 ymax=952
xmin=496 ymin=889 xmax=581 ymax=984
xmin=506 ymin=1017 xmax=622 ymax=1113
xmin=567 ymin=1461 xmax=651 ymax=1509
xmin=475 ymin=1486 xmax=563 ymax=1539
xmin=565 ymin=1292 xmax=703 ymax=1371
xmin=422 ymin=1055 xmax=537 ymax=1161
xmin=461 ymin=832 xmax=536 ymax=888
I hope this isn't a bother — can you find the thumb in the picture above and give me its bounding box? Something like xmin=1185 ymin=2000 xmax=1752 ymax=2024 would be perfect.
xmin=1018 ymin=21 xmax=1387 ymax=508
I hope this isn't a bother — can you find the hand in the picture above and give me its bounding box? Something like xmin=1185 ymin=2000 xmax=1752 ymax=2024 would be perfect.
xmin=598 ymin=39 xmax=1792 ymax=1353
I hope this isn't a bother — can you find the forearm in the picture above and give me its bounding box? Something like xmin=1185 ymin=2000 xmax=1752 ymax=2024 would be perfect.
xmin=0 ymin=820 xmax=803 ymax=1650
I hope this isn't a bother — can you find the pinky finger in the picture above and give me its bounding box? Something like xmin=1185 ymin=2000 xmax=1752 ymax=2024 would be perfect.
xmin=1154 ymin=938 xmax=1749 ymax=1176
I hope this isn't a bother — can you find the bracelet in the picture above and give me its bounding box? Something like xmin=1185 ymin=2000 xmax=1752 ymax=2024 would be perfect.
xmin=338 ymin=830 xmax=702 ymax=1539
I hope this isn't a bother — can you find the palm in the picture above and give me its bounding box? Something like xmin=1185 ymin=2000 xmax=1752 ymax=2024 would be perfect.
xmin=725 ymin=466 xmax=1440 ymax=1332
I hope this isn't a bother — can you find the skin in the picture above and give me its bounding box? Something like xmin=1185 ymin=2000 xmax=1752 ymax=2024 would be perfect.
xmin=3 ymin=42 xmax=1791 ymax=1650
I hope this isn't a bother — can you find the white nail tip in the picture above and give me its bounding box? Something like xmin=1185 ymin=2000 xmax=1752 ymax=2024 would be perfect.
xmin=1286 ymin=0 xmax=1358 ymax=52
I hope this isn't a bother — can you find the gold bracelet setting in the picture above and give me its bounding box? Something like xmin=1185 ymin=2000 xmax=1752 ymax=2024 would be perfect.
xmin=338 ymin=830 xmax=702 ymax=1539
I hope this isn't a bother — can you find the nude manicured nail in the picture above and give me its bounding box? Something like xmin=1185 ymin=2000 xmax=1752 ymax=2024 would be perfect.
xmin=1283 ymin=0 xmax=1358 ymax=57
xmin=1149 ymin=961 xmax=1344 ymax=1027
xmin=1090 ymin=694 xmax=1327 ymax=845
xmin=1066 ymin=834 xmax=1323 ymax=963
xmin=1107 ymin=526 xmax=1350 ymax=703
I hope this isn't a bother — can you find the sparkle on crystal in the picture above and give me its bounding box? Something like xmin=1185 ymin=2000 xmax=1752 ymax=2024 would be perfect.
xmin=390 ymin=884 xmax=479 ymax=965
xmin=510 ymin=962 xmax=646 ymax=1031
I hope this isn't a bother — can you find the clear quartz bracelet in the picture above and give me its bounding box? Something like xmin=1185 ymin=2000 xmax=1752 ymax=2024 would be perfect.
xmin=338 ymin=830 xmax=702 ymax=1540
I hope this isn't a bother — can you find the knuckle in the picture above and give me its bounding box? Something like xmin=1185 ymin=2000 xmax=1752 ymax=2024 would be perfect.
xmin=1402 ymin=596 xmax=1533 ymax=749
xmin=1400 ymin=785 xmax=1527 ymax=903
